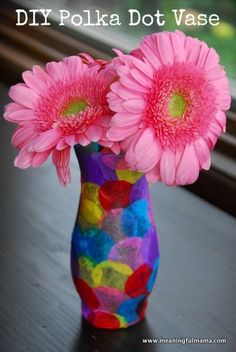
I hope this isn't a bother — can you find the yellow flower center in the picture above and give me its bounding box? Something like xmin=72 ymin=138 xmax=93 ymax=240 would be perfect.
xmin=168 ymin=93 xmax=187 ymax=118
xmin=63 ymin=100 xmax=87 ymax=117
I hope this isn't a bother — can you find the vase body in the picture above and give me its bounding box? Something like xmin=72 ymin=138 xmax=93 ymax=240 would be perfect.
xmin=71 ymin=145 xmax=160 ymax=329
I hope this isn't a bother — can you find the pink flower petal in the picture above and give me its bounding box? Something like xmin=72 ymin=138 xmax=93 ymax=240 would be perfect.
xmin=204 ymin=48 xmax=219 ymax=70
xmin=145 ymin=34 xmax=158 ymax=54
xmin=32 ymin=65 xmax=52 ymax=85
xmin=194 ymin=138 xmax=211 ymax=170
xmin=145 ymin=165 xmax=160 ymax=183
xmin=4 ymin=106 xmax=36 ymax=122
xmin=108 ymin=94 xmax=126 ymax=113
xmin=174 ymin=30 xmax=187 ymax=45
xmin=112 ymin=49 xmax=133 ymax=67
xmin=130 ymin=68 xmax=152 ymax=87
xmin=176 ymin=144 xmax=200 ymax=185
xmin=111 ymin=81 xmax=142 ymax=100
xmin=122 ymin=99 xmax=146 ymax=113
xmin=186 ymin=41 xmax=201 ymax=65
xmin=56 ymin=165 xmax=71 ymax=186
xmin=120 ymin=129 xmax=144 ymax=151
xmin=170 ymin=32 xmax=185 ymax=62
xmin=127 ymin=136 xmax=162 ymax=173
xmin=187 ymin=158 xmax=200 ymax=185
xmin=33 ymin=128 xmax=62 ymax=152
xmin=106 ymin=125 xmax=139 ymax=141
xmin=215 ymin=111 xmax=226 ymax=132
xmin=132 ymin=58 xmax=154 ymax=79
xmin=85 ymin=125 xmax=104 ymax=142
xmin=130 ymin=48 xmax=143 ymax=60
xmin=78 ymin=52 xmax=94 ymax=64
xmin=56 ymin=139 xmax=67 ymax=150
xmin=32 ymin=150 xmax=51 ymax=167
xmin=160 ymin=149 xmax=176 ymax=185
xmin=63 ymin=55 xmax=84 ymax=77
xmin=209 ymin=122 xmax=222 ymax=137
xmin=206 ymin=131 xmax=218 ymax=150
xmin=123 ymin=129 xmax=144 ymax=165
xmin=196 ymin=42 xmax=210 ymax=69
xmin=116 ymin=65 xmax=130 ymax=77
xmin=175 ymin=148 xmax=183 ymax=169
xmin=139 ymin=42 xmax=161 ymax=69
xmin=213 ymin=77 xmax=229 ymax=92
xmin=205 ymin=66 xmax=225 ymax=81
xmin=11 ymin=127 xmax=37 ymax=148
xmin=120 ymin=75 xmax=148 ymax=94
xmin=218 ymin=94 xmax=231 ymax=110
xmin=46 ymin=61 xmax=65 ymax=81
xmin=22 ymin=70 xmax=46 ymax=93
xmin=184 ymin=36 xmax=200 ymax=55
xmin=134 ymin=127 xmax=156 ymax=154
xmin=9 ymin=84 xmax=38 ymax=109
xmin=4 ymin=102 xmax=24 ymax=114
xmin=110 ymin=142 xmax=121 ymax=155
xmin=95 ymin=115 xmax=111 ymax=128
xmin=135 ymin=141 xmax=162 ymax=172
xmin=156 ymin=32 xmax=174 ymax=65
xmin=52 ymin=148 xmax=71 ymax=186
xmin=52 ymin=147 xmax=70 ymax=166
xmin=14 ymin=145 xmax=34 ymax=169
xmin=76 ymin=134 xmax=91 ymax=146
xmin=65 ymin=135 xmax=76 ymax=146
xmin=111 ymin=112 xmax=142 ymax=128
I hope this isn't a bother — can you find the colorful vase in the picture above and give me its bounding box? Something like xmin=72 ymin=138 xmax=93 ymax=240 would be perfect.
xmin=71 ymin=145 xmax=160 ymax=329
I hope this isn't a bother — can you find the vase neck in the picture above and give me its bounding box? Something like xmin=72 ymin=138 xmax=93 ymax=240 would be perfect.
xmin=74 ymin=144 xmax=147 ymax=190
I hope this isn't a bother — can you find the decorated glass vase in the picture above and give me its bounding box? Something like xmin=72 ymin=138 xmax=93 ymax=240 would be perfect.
xmin=71 ymin=144 xmax=160 ymax=329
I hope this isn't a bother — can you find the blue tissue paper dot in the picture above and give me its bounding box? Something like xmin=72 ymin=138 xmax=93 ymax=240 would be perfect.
xmin=121 ymin=199 xmax=150 ymax=237
xmin=147 ymin=258 xmax=159 ymax=292
xmin=117 ymin=295 xmax=145 ymax=323
xmin=72 ymin=226 xmax=114 ymax=263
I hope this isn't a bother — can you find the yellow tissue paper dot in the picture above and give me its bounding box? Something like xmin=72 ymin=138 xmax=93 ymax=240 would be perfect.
xmin=78 ymin=257 xmax=95 ymax=286
xmin=78 ymin=182 xmax=104 ymax=228
xmin=116 ymin=169 xmax=142 ymax=184
xmin=91 ymin=266 xmax=103 ymax=287
xmin=115 ymin=314 xmax=128 ymax=328
xmin=106 ymin=261 xmax=132 ymax=276
xmin=92 ymin=260 xmax=132 ymax=290
xmin=79 ymin=199 xmax=103 ymax=226
xmin=81 ymin=182 xmax=100 ymax=204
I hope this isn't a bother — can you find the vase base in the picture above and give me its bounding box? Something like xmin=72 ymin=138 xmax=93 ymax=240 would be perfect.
xmin=82 ymin=310 xmax=146 ymax=330
xmin=81 ymin=299 xmax=148 ymax=329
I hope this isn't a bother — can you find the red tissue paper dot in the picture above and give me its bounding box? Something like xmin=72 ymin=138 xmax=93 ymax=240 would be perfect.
xmin=136 ymin=298 xmax=148 ymax=320
xmin=125 ymin=264 xmax=152 ymax=297
xmin=74 ymin=278 xmax=99 ymax=310
xmin=99 ymin=180 xmax=132 ymax=211
xmin=100 ymin=147 xmax=114 ymax=154
xmin=88 ymin=311 xmax=120 ymax=329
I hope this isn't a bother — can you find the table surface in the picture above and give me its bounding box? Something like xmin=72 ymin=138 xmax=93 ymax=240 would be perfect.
xmin=0 ymin=82 xmax=236 ymax=352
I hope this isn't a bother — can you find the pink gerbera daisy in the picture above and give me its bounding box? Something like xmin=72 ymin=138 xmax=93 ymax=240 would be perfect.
xmin=4 ymin=54 xmax=115 ymax=186
xmin=107 ymin=31 xmax=231 ymax=185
